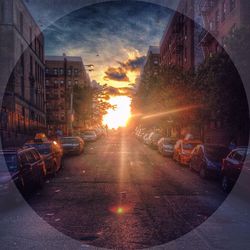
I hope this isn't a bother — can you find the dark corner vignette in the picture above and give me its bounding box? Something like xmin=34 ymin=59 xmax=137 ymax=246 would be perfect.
xmin=0 ymin=0 xmax=250 ymax=249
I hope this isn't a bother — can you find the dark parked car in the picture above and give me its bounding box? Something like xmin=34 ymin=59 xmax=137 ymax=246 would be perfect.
xmin=158 ymin=138 xmax=177 ymax=156
xmin=25 ymin=141 xmax=63 ymax=176
xmin=189 ymin=144 xmax=229 ymax=178
xmin=0 ymin=147 xmax=46 ymax=199
xmin=150 ymin=133 xmax=163 ymax=149
xmin=221 ymin=147 xmax=250 ymax=192
xmin=59 ymin=136 xmax=84 ymax=155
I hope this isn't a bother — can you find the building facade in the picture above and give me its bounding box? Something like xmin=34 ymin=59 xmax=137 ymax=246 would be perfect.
xmin=45 ymin=54 xmax=90 ymax=135
xmin=0 ymin=0 xmax=46 ymax=147
xmin=141 ymin=46 xmax=160 ymax=81
xmin=199 ymin=0 xmax=250 ymax=57
xmin=160 ymin=0 xmax=195 ymax=71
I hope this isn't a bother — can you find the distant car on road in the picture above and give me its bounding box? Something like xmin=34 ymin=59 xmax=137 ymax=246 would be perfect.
xmin=158 ymin=137 xmax=177 ymax=156
xmin=221 ymin=147 xmax=250 ymax=192
xmin=0 ymin=147 xmax=46 ymax=199
xmin=189 ymin=144 xmax=229 ymax=179
xmin=24 ymin=141 xmax=63 ymax=176
xmin=81 ymin=130 xmax=97 ymax=142
xmin=173 ymin=139 xmax=202 ymax=165
xmin=59 ymin=136 xmax=84 ymax=155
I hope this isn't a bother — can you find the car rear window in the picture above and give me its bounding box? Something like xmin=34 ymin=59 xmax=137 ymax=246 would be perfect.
xmin=27 ymin=144 xmax=51 ymax=155
xmin=183 ymin=143 xmax=198 ymax=150
xmin=60 ymin=138 xmax=79 ymax=144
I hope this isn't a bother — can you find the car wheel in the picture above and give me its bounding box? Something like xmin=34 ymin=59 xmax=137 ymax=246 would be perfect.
xmin=199 ymin=164 xmax=208 ymax=179
xmin=222 ymin=175 xmax=232 ymax=193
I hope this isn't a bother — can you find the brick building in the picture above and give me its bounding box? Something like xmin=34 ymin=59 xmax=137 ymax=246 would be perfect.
xmin=160 ymin=0 xmax=196 ymax=71
xmin=45 ymin=54 xmax=90 ymax=135
xmin=0 ymin=0 xmax=46 ymax=147
xmin=199 ymin=0 xmax=250 ymax=57
xmin=141 ymin=46 xmax=160 ymax=82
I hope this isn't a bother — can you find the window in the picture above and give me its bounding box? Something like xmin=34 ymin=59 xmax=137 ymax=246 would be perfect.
xmin=29 ymin=27 xmax=32 ymax=44
xmin=230 ymin=0 xmax=236 ymax=11
xmin=45 ymin=68 xmax=49 ymax=74
xmin=209 ymin=21 xmax=214 ymax=31
xmin=53 ymin=68 xmax=58 ymax=76
xmin=215 ymin=10 xmax=219 ymax=29
xmin=74 ymin=80 xmax=78 ymax=85
xmin=59 ymin=68 xmax=64 ymax=75
xmin=67 ymin=69 xmax=72 ymax=76
xmin=45 ymin=80 xmax=49 ymax=85
xmin=221 ymin=1 xmax=226 ymax=21
xmin=74 ymin=68 xmax=79 ymax=76
xmin=231 ymin=24 xmax=237 ymax=35
xmin=68 ymin=80 xmax=72 ymax=86
xmin=30 ymin=56 xmax=33 ymax=74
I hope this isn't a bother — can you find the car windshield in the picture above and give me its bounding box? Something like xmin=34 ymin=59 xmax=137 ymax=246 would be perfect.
xmin=60 ymin=138 xmax=79 ymax=144
xmin=28 ymin=144 xmax=51 ymax=155
xmin=0 ymin=153 xmax=18 ymax=172
xmin=163 ymin=139 xmax=176 ymax=145
xmin=205 ymin=146 xmax=229 ymax=161
xmin=183 ymin=143 xmax=198 ymax=150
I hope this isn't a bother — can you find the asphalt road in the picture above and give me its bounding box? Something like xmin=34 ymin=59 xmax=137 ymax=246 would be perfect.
xmin=26 ymin=132 xmax=226 ymax=249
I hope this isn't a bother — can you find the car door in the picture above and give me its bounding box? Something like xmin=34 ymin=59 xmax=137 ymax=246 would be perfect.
xmin=18 ymin=152 xmax=32 ymax=187
xmin=190 ymin=146 xmax=199 ymax=170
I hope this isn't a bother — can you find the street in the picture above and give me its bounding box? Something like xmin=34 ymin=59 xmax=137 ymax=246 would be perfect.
xmin=27 ymin=132 xmax=226 ymax=249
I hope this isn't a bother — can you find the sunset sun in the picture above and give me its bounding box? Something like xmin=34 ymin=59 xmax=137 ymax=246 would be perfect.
xmin=103 ymin=96 xmax=131 ymax=129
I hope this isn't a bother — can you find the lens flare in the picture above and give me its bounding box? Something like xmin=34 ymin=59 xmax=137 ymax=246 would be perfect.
xmin=103 ymin=96 xmax=131 ymax=129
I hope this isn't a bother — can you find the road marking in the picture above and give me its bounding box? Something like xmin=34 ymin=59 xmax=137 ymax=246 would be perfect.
xmin=55 ymin=218 xmax=61 ymax=222
xmin=55 ymin=189 xmax=61 ymax=193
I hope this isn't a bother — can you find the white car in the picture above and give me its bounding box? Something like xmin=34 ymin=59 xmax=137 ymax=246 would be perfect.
xmin=81 ymin=130 xmax=97 ymax=142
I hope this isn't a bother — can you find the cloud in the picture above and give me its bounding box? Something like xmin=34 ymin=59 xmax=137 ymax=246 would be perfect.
xmin=118 ymin=56 xmax=146 ymax=72
xmin=104 ymin=67 xmax=129 ymax=82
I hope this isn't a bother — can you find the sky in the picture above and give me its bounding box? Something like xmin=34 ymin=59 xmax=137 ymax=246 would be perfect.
xmin=41 ymin=1 xmax=172 ymax=88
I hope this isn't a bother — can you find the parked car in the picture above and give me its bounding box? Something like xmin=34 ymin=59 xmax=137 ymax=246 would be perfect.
xmin=173 ymin=139 xmax=202 ymax=165
xmin=0 ymin=147 xmax=46 ymax=199
xmin=150 ymin=133 xmax=163 ymax=149
xmin=189 ymin=144 xmax=229 ymax=178
xmin=221 ymin=147 xmax=250 ymax=192
xmin=158 ymin=137 xmax=177 ymax=156
xmin=59 ymin=136 xmax=84 ymax=155
xmin=143 ymin=132 xmax=152 ymax=145
xmin=24 ymin=140 xmax=63 ymax=176
xmin=81 ymin=130 xmax=97 ymax=142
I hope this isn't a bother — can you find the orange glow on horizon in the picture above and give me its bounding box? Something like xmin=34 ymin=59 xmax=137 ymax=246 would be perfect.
xmin=103 ymin=96 xmax=131 ymax=129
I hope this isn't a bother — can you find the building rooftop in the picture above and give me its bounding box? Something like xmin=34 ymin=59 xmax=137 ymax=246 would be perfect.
xmin=45 ymin=55 xmax=83 ymax=63
xmin=148 ymin=46 xmax=160 ymax=54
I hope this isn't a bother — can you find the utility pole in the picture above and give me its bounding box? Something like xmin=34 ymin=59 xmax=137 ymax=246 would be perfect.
xmin=63 ymin=53 xmax=68 ymax=135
